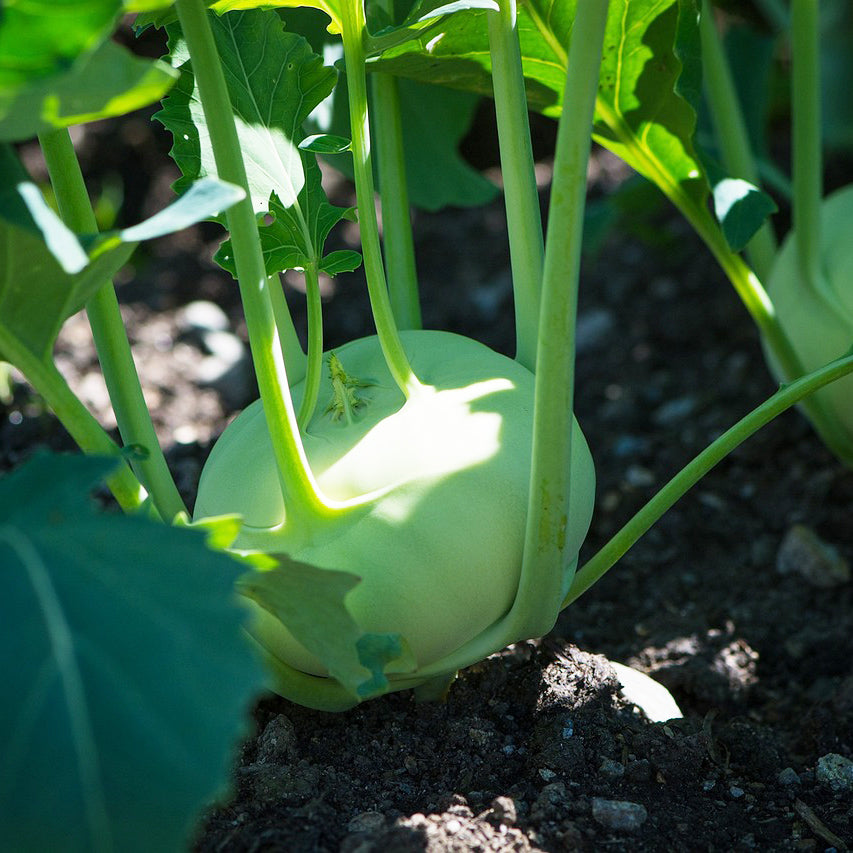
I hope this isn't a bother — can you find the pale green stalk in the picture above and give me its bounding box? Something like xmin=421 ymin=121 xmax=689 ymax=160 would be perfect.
xmin=175 ymin=0 xmax=335 ymax=524
xmin=38 ymin=128 xmax=187 ymax=522
xmin=297 ymin=263 xmax=323 ymax=427
xmin=340 ymin=0 xmax=421 ymax=395
xmin=487 ymin=0 xmax=544 ymax=372
xmin=699 ymin=0 xmax=777 ymax=281
xmin=791 ymin=0 xmax=824 ymax=298
xmin=370 ymin=22 xmax=422 ymax=330
xmin=564 ymin=348 xmax=853 ymax=606
xmin=0 ymin=328 xmax=144 ymax=512
xmin=268 ymin=276 xmax=307 ymax=386
xmin=504 ymin=0 xmax=608 ymax=641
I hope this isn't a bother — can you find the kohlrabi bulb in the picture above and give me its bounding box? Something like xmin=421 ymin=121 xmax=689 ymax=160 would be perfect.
xmin=765 ymin=185 xmax=853 ymax=462
xmin=195 ymin=330 xmax=595 ymax=698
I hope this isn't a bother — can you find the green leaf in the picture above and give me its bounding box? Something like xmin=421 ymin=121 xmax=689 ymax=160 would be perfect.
xmin=158 ymin=9 xmax=357 ymax=276
xmin=0 ymin=40 xmax=178 ymax=142
xmin=263 ymin=4 xmax=496 ymax=212
xmin=0 ymin=148 xmax=134 ymax=363
xmin=365 ymin=0 xmax=499 ymax=56
xmin=238 ymin=556 xmax=415 ymax=700
xmin=371 ymin=0 xmax=744 ymax=247
xmin=0 ymin=0 xmax=121 ymax=90
xmin=0 ymin=452 xmax=264 ymax=852
xmin=158 ymin=10 xmax=336 ymax=211
xmin=320 ymin=249 xmax=363 ymax=276
xmin=299 ymin=133 xmax=352 ymax=154
xmin=97 ymin=176 xmax=245 ymax=249
xmin=590 ymin=0 xmax=714 ymax=228
xmin=210 ymin=0 xmax=346 ymax=33
xmin=0 ymin=147 xmax=243 ymax=366
xmin=703 ymin=157 xmax=777 ymax=252
xmin=215 ymin=155 xmax=358 ymax=277
xmin=319 ymin=73 xmax=499 ymax=211
xmin=396 ymin=79 xmax=498 ymax=211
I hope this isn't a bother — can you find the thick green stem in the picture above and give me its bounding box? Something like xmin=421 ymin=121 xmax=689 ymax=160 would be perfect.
xmin=38 ymin=128 xmax=187 ymax=522
xmin=268 ymin=275 xmax=307 ymax=386
xmin=699 ymin=0 xmax=777 ymax=281
xmin=564 ymin=348 xmax=853 ymax=606
xmin=504 ymin=0 xmax=608 ymax=641
xmin=175 ymin=0 xmax=334 ymax=523
xmin=487 ymin=0 xmax=544 ymax=372
xmin=0 ymin=329 xmax=144 ymax=512
xmin=371 ymin=70 xmax=422 ymax=330
xmin=297 ymin=264 xmax=323 ymax=427
xmin=791 ymin=0 xmax=824 ymax=298
xmin=340 ymin=0 xmax=420 ymax=395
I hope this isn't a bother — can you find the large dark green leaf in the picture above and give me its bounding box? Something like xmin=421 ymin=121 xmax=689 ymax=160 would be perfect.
xmin=0 ymin=453 xmax=264 ymax=852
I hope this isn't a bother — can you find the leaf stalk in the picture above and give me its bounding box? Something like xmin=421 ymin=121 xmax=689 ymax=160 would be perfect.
xmin=174 ymin=0 xmax=335 ymax=524
xmin=38 ymin=128 xmax=187 ymax=521
xmin=487 ymin=0 xmax=544 ymax=371
xmin=0 ymin=329 xmax=144 ymax=512
xmin=699 ymin=0 xmax=777 ymax=281
xmin=790 ymin=0 xmax=823 ymax=298
xmin=565 ymin=349 xmax=853 ymax=606
xmin=339 ymin=0 xmax=421 ymax=396
xmin=506 ymin=0 xmax=609 ymax=641
xmin=370 ymin=53 xmax=422 ymax=329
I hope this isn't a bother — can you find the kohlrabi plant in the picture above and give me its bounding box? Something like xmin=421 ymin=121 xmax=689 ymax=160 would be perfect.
xmin=700 ymin=0 xmax=853 ymax=464
xmin=5 ymin=0 xmax=853 ymax=845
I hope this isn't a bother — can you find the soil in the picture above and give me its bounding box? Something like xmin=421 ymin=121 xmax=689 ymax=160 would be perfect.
xmin=5 ymin=99 xmax=853 ymax=851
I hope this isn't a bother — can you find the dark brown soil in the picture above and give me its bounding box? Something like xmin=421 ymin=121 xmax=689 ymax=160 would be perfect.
xmin=5 ymin=105 xmax=853 ymax=851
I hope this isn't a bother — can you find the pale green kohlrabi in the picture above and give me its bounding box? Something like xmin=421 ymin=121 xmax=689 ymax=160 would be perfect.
xmin=764 ymin=185 xmax=853 ymax=461
xmin=195 ymin=329 xmax=596 ymax=700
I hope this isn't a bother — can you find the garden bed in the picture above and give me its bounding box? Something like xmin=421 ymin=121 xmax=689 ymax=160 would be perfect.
xmin=5 ymin=114 xmax=853 ymax=850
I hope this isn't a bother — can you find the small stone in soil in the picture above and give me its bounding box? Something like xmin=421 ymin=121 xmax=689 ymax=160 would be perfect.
xmin=778 ymin=767 xmax=801 ymax=786
xmin=599 ymin=757 xmax=625 ymax=779
xmin=591 ymin=798 xmax=648 ymax=832
xmin=815 ymin=753 xmax=853 ymax=793
xmin=776 ymin=525 xmax=851 ymax=588
xmin=488 ymin=795 xmax=517 ymax=826
xmin=256 ymin=714 xmax=297 ymax=763
xmin=347 ymin=811 xmax=387 ymax=834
